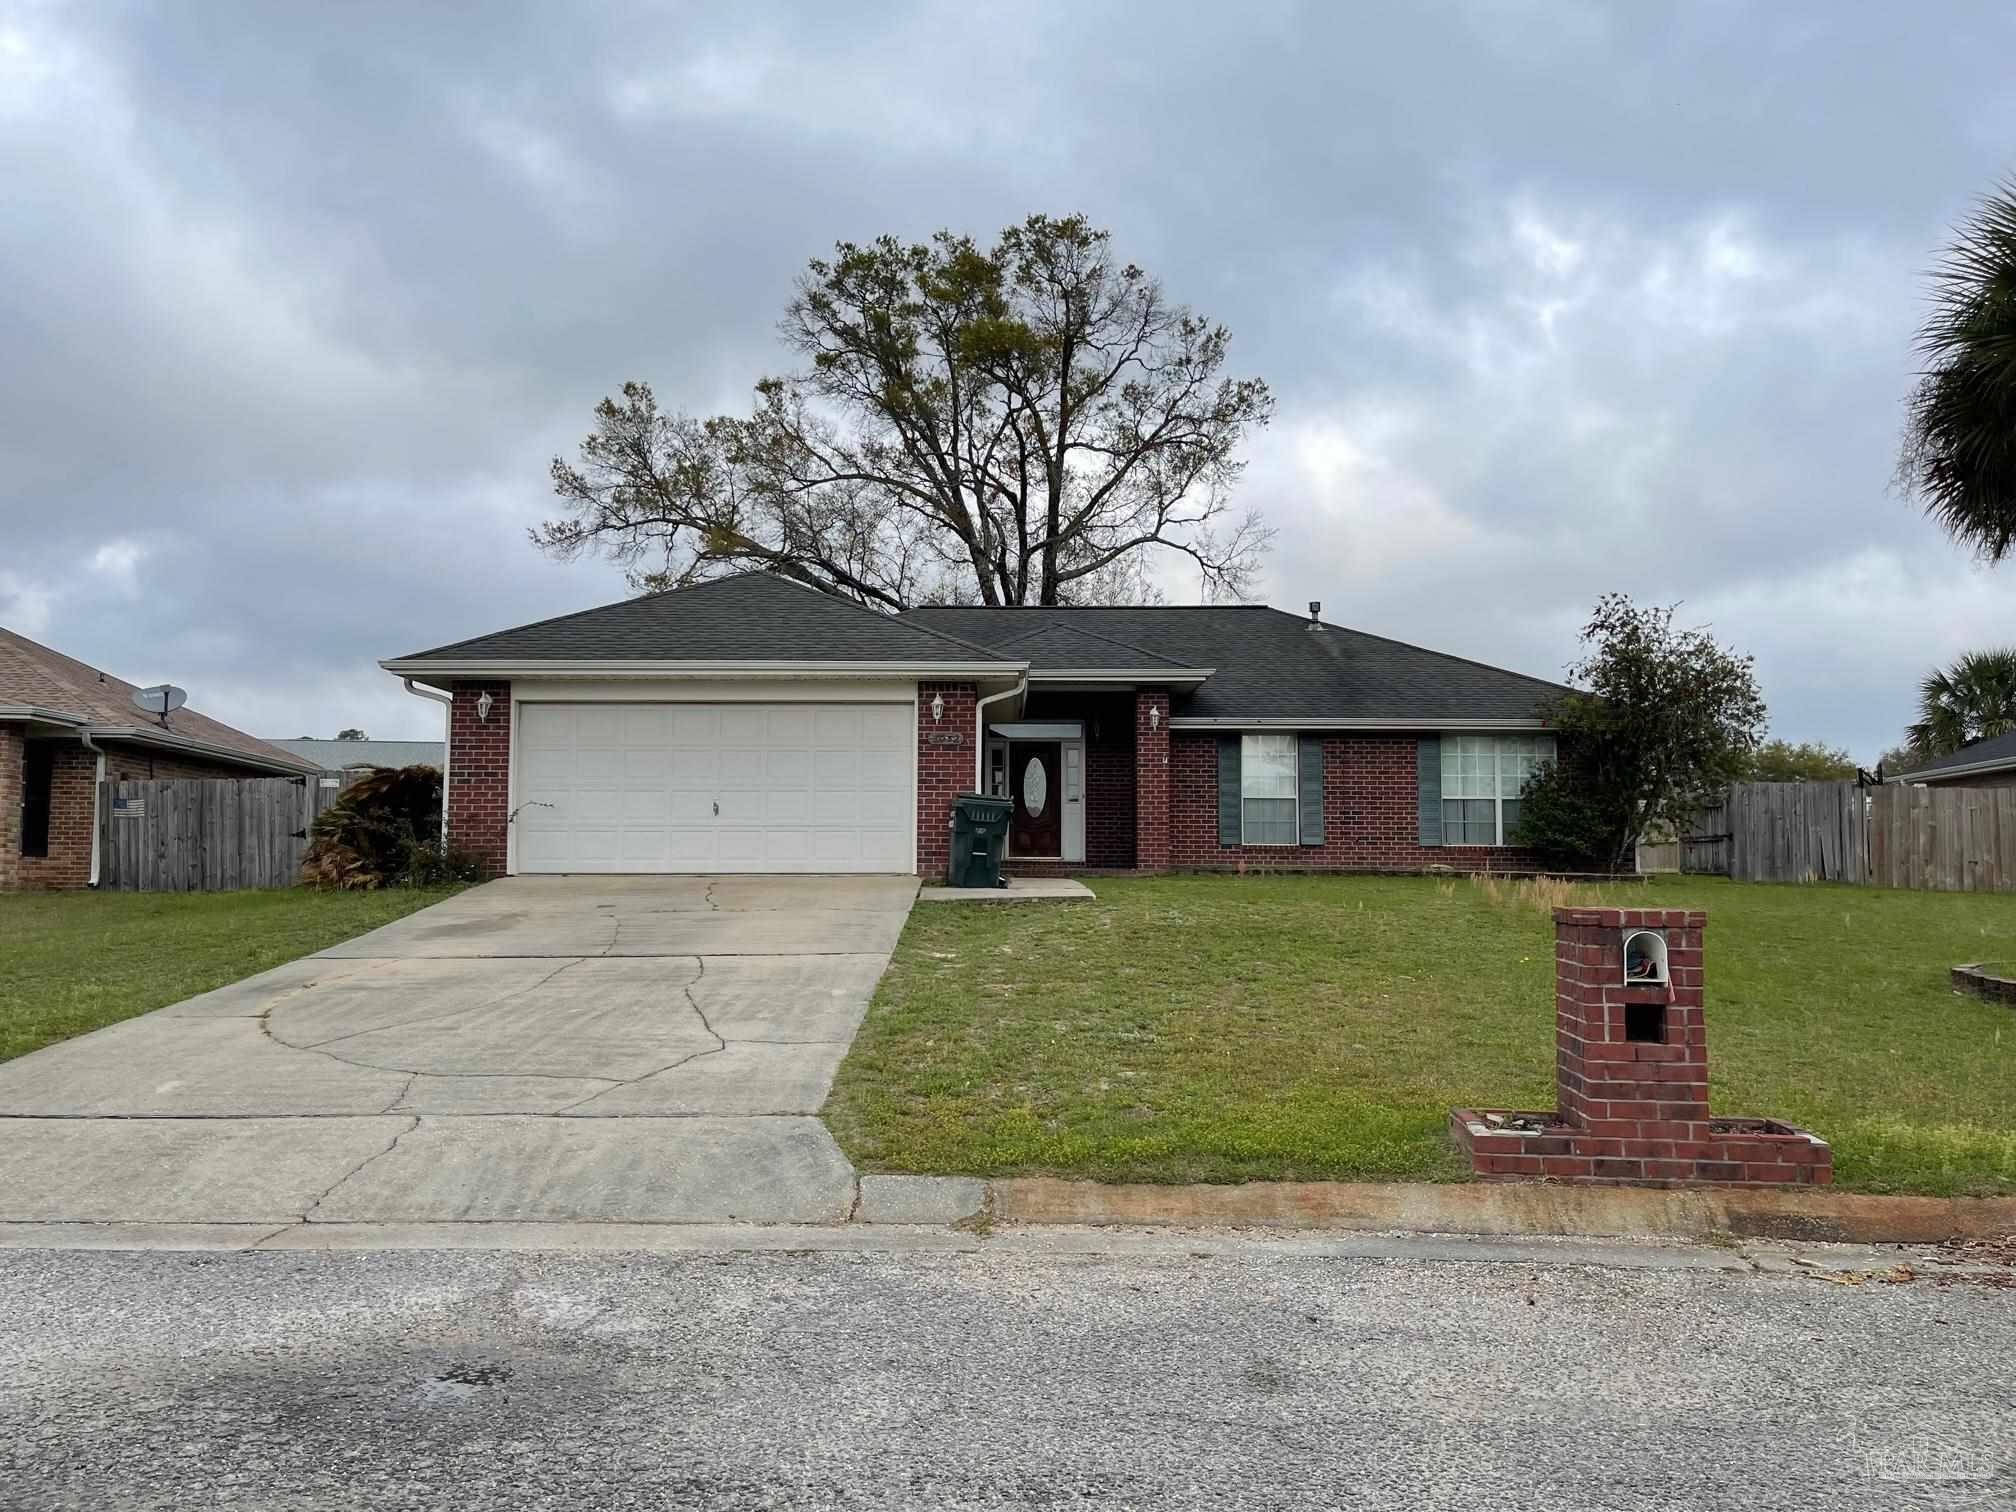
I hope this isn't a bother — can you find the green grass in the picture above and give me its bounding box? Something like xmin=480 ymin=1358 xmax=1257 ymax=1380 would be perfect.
xmin=0 ymin=886 xmax=464 ymax=1062
xmin=822 ymin=875 xmax=2016 ymax=1196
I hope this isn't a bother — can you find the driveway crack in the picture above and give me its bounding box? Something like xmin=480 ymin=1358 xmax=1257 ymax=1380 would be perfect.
xmin=300 ymin=1115 xmax=422 ymax=1221
xmin=549 ymin=958 xmax=726 ymax=1113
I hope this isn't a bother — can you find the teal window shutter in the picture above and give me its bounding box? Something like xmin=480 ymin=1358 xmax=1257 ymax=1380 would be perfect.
xmin=1297 ymin=735 xmax=1324 ymax=845
xmin=1217 ymin=736 xmax=1241 ymax=847
xmin=1417 ymin=735 xmax=1442 ymax=846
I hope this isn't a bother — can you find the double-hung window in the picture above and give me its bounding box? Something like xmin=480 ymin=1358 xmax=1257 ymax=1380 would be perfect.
xmin=1441 ymin=735 xmax=1555 ymax=846
xmin=1240 ymin=734 xmax=1298 ymax=846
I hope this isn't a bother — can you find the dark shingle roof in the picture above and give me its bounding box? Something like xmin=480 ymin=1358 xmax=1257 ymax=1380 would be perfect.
xmin=994 ymin=622 xmax=1197 ymax=672
xmin=1894 ymin=728 xmax=2016 ymax=782
xmin=903 ymin=605 xmax=1568 ymax=722
xmin=390 ymin=574 xmax=1014 ymax=666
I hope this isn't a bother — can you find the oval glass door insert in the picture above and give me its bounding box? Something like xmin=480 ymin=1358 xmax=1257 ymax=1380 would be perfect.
xmin=1022 ymin=757 xmax=1049 ymax=818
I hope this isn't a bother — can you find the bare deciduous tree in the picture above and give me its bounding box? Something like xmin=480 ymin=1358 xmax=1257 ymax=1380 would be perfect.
xmin=536 ymin=214 xmax=1274 ymax=606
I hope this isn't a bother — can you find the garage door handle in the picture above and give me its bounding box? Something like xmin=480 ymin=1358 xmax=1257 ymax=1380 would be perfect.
xmin=712 ymin=800 xmax=719 ymax=816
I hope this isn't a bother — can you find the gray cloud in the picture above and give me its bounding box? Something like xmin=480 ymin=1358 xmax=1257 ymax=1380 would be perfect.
xmin=3 ymin=0 xmax=2013 ymax=758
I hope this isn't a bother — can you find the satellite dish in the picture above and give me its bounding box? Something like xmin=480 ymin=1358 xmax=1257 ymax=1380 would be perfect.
xmin=132 ymin=684 xmax=188 ymax=725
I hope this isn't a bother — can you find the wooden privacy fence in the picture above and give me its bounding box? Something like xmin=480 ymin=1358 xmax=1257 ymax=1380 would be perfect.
xmin=1722 ymin=780 xmax=1868 ymax=884
xmin=1869 ymin=783 xmax=2016 ymax=893
xmin=98 ymin=778 xmax=342 ymax=891
xmin=1676 ymin=779 xmax=2016 ymax=892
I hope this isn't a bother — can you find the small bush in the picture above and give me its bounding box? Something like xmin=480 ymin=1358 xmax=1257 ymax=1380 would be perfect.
xmin=301 ymin=765 xmax=463 ymax=890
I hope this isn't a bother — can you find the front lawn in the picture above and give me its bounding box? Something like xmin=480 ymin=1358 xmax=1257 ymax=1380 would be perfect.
xmin=0 ymin=886 xmax=463 ymax=1062
xmin=823 ymin=875 xmax=2016 ymax=1196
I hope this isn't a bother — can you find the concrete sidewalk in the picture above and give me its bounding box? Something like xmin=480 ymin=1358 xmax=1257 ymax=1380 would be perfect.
xmin=0 ymin=875 xmax=917 ymax=1230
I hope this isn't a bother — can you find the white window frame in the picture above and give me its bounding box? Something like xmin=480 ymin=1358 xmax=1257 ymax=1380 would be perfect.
xmin=1240 ymin=733 xmax=1300 ymax=847
xmin=1441 ymin=734 xmax=1556 ymax=847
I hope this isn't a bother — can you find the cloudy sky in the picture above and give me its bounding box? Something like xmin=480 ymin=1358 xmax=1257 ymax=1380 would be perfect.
xmin=4 ymin=1 xmax=2013 ymax=758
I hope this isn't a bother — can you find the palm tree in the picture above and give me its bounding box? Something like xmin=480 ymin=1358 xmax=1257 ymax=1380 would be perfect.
xmin=1897 ymin=182 xmax=2016 ymax=560
xmin=1907 ymin=649 xmax=2016 ymax=758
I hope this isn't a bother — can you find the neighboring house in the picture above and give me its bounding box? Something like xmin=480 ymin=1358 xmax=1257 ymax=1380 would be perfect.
xmin=381 ymin=573 xmax=1566 ymax=880
xmin=267 ymin=738 xmax=445 ymax=788
xmin=1 ymin=627 xmax=317 ymax=892
xmin=1889 ymin=730 xmax=2016 ymax=789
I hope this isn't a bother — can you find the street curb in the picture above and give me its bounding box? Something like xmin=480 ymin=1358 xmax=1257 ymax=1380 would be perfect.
xmin=986 ymin=1178 xmax=2016 ymax=1245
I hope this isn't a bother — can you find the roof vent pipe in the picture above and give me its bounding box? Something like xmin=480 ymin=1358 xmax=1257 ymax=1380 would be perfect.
xmin=1307 ymin=601 xmax=1322 ymax=626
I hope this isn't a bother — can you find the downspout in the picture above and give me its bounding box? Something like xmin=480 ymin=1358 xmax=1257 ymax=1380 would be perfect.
xmin=400 ymin=677 xmax=453 ymax=845
xmin=78 ymin=731 xmax=105 ymax=887
xmin=973 ymin=675 xmax=1028 ymax=792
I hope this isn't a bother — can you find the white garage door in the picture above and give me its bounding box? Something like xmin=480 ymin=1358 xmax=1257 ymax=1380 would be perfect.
xmin=514 ymin=703 xmax=914 ymax=874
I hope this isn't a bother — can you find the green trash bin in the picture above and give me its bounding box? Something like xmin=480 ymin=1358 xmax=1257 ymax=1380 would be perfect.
xmin=948 ymin=792 xmax=1014 ymax=888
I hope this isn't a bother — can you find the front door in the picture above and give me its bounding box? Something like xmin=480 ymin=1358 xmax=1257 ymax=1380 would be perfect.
xmin=1009 ymin=741 xmax=1062 ymax=857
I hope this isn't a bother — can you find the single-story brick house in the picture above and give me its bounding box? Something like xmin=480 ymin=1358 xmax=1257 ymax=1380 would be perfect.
xmin=382 ymin=573 xmax=1566 ymax=879
xmin=1 ymin=627 xmax=318 ymax=891
xmin=1890 ymin=729 xmax=2016 ymax=789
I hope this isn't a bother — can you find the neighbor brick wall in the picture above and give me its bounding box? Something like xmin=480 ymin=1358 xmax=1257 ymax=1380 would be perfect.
xmin=915 ymin=682 xmax=978 ymax=879
xmin=1168 ymin=731 xmax=1538 ymax=871
xmin=14 ymin=742 xmax=96 ymax=890
xmin=1135 ymin=691 xmax=1171 ymax=871
xmin=0 ymin=728 xmax=22 ymax=892
xmin=447 ymin=681 xmax=511 ymax=878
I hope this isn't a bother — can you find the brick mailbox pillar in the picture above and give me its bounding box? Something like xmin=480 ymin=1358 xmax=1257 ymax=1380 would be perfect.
xmin=1452 ymin=906 xmax=1831 ymax=1186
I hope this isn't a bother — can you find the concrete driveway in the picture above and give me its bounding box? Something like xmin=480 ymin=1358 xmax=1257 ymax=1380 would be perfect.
xmin=0 ymin=876 xmax=917 ymax=1232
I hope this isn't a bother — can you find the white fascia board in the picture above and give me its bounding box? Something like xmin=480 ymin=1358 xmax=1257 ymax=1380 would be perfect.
xmin=82 ymin=725 xmax=316 ymax=775
xmin=1025 ymin=668 xmax=1213 ymax=684
xmin=379 ymin=658 xmax=1027 ymax=680
xmin=1168 ymin=717 xmax=1551 ymax=731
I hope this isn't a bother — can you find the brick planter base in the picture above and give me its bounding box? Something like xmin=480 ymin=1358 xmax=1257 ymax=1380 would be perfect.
xmin=1449 ymin=1108 xmax=1832 ymax=1187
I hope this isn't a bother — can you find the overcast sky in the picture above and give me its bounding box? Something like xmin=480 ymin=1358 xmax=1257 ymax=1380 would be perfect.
xmin=4 ymin=1 xmax=2013 ymax=758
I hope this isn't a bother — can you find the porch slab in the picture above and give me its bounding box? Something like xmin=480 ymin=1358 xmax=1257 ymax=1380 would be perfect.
xmin=919 ymin=877 xmax=1096 ymax=903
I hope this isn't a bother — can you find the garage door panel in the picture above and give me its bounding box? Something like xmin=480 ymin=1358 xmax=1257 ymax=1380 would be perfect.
xmin=516 ymin=701 xmax=914 ymax=875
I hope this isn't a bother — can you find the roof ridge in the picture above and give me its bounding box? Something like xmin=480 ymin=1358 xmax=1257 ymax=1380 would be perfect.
xmin=396 ymin=570 xmax=1022 ymax=664
xmin=753 ymin=575 xmax=1021 ymax=661
xmin=992 ymin=620 xmax=1194 ymax=668
xmin=1265 ymin=605 xmax=1573 ymax=695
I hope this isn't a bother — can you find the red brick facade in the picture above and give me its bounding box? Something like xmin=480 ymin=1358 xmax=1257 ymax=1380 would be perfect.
xmin=1452 ymin=907 xmax=1832 ymax=1187
xmin=915 ymin=682 xmax=978 ymax=880
xmin=0 ymin=729 xmax=23 ymax=893
xmin=1134 ymin=691 xmax=1171 ymax=870
xmin=15 ymin=742 xmax=96 ymax=890
xmin=445 ymin=681 xmax=511 ymax=878
xmin=1168 ymin=731 xmax=1536 ymax=871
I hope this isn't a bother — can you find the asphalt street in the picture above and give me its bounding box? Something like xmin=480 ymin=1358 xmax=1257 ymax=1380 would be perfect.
xmin=3 ymin=1237 xmax=2012 ymax=1510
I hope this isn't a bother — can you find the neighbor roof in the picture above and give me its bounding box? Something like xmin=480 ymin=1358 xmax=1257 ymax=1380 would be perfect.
xmin=1892 ymin=728 xmax=2016 ymax=784
xmin=0 ymin=627 xmax=315 ymax=772
xmin=268 ymin=738 xmax=446 ymax=771
xmin=386 ymin=573 xmax=1021 ymax=669
xmin=903 ymin=605 xmax=1568 ymax=723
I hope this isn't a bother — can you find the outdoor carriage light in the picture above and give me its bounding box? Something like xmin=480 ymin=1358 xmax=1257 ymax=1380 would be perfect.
xmin=475 ymin=690 xmax=494 ymax=722
xmin=930 ymin=692 xmax=945 ymax=722
xmin=1149 ymin=704 xmax=1161 ymax=731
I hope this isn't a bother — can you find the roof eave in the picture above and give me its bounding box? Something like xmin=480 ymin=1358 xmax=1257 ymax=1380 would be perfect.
xmin=1026 ymin=668 xmax=1214 ymax=685
xmin=1169 ymin=716 xmax=1552 ymax=731
xmin=1888 ymin=754 xmax=2016 ymax=784
xmin=79 ymin=725 xmax=317 ymax=775
xmin=0 ymin=704 xmax=90 ymax=728
xmin=380 ymin=657 xmax=1030 ymax=680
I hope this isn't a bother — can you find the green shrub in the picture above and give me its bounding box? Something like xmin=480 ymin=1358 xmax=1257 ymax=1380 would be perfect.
xmin=301 ymin=765 xmax=468 ymax=889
